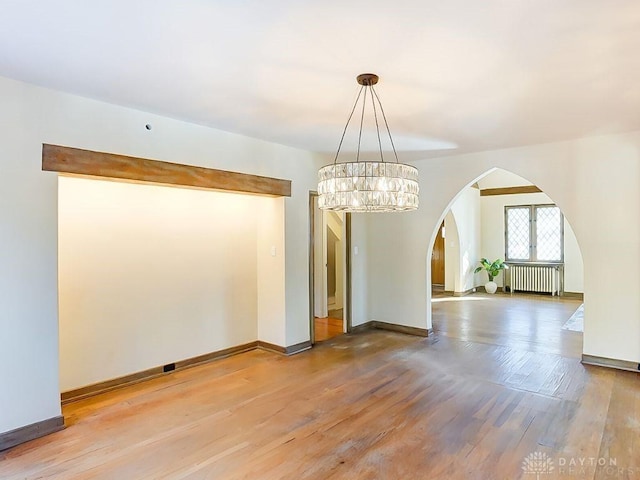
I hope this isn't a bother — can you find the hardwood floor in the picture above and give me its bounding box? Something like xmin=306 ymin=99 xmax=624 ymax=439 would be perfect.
xmin=432 ymin=292 xmax=584 ymax=358
xmin=1 ymin=295 xmax=638 ymax=479
xmin=314 ymin=316 xmax=344 ymax=342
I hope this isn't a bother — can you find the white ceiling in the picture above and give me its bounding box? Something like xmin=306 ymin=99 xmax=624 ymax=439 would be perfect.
xmin=1 ymin=0 xmax=638 ymax=160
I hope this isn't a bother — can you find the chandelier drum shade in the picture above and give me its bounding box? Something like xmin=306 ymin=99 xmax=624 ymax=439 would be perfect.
xmin=317 ymin=73 xmax=419 ymax=213
xmin=318 ymin=161 xmax=419 ymax=212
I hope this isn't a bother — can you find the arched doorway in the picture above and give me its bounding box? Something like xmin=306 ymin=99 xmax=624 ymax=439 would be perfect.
xmin=428 ymin=168 xmax=584 ymax=357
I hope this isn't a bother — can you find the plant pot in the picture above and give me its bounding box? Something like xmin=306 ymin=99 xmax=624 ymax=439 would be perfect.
xmin=485 ymin=281 xmax=498 ymax=294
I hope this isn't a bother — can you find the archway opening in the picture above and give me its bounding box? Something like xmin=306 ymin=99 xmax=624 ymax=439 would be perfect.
xmin=428 ymin=169 xmax=584 ymax=358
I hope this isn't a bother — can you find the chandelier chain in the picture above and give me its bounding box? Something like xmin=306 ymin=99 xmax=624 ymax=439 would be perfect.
xmin=370 ymin=84 xmax=385 ymax=163
xmin=332 ymin=85 xmax=364 ymax=165
xmin=371 ymin=86 xmax=400 ymax=163
xmin=356 ymin=85 xmax=367 ymax=163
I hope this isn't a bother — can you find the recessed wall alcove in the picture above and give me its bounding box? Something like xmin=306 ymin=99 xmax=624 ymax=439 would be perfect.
xmin=46 ymin=145 xmax=291 ymax=398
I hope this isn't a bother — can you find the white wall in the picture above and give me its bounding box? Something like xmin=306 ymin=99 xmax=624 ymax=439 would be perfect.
xmin=257 ymin=197 xmax=286 ymax=347
xmin=366 ymin=131 xmax=640 ymax=363
xmin=448 ymin=187 xmax=482 ymax=292
xmin=562 ymin=220 xmax=583 ymax=294
xmin=0 ymin=74 xmax=319 ymax=434
xmin=0 ymin=80 xmax=59 ymax=434
xmin=59 ymin=176 xmax=277 ymax=391
xmin=367 ymin=209 xmax=429 ymax=329
xmin=480 ymin=191 xmax=584 ymax=292
xmin=350 ymin=214 xmax=369 ymax=327
xmin=477 ymin=169 xmax=533 ymax=189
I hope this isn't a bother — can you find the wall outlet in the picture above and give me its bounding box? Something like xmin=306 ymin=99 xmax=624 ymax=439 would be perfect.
xmin=163 ymin=363 xmax=176 ymax=373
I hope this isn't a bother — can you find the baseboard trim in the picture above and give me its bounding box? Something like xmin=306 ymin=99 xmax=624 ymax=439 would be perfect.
xmin=62 ymin=338 xmax=316 ymax=404
xmin=476 ymin=286 xmax=505 ymax=294
xmin=256 ymin=340 xmax=286 ymax=354
xmin=257 ymin=340 xmax=312 ymax=356
xmin=349 ymin=320 xmax=431 ymax=337
xmin=581 ymin=354 xmax=640 ymax=373
xmin=62 ymin=341 xmax=258 ymax=404
xmin=563 ymin=292 xmax=584 ymax=300
xmin=372 ymin=321 xmax=430 ymax=337
xmin=175 ymin=342 xmax=258 ymax=369
xmin=452 ymin=288 xmax=476 ymax=297
xmin=349 ymin=321 xmax=374 ymax=334
xmin=0 ymin=415 xmax=65 ymax=451
xmin=285 ymin=340 xmax=313 ymax=355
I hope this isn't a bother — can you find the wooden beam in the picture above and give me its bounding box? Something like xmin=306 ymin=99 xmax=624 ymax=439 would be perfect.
xmin=480 ymin=185 xmax=542 ymax=196
xmin=42 ymin=144 xmax=291 ymax=197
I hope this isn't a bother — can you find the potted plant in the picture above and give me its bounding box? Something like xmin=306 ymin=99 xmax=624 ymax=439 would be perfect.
xmin=474 ymin=258 xmax=508 ymax=294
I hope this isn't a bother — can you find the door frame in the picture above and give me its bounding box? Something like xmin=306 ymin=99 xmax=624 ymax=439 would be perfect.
xmin=308 ymin=191 xmax=352 ymax=344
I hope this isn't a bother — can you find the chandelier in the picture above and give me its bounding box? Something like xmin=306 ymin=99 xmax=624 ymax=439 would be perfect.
xmin=318 ymin=73 xmax=419 ymax=213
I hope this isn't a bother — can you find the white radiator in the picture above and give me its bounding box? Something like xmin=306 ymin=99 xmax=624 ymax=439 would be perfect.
xmin=506 ymin=263 xmax=563 ymax=296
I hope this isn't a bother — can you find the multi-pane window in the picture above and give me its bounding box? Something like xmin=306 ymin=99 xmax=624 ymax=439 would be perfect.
xmin=505 ymin=205 xmax=563 ymax=262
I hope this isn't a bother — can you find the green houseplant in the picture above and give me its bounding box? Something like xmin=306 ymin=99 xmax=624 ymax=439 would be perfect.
xmin=474 ymin=258 xmax=508 ymax=294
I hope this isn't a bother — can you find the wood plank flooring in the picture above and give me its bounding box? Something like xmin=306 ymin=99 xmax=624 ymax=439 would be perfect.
xmin=314 ymin=316 xmax=344 ymax=342
xmin=432 ymin=292 xmax=585 ymax=358
xmin=1 ymin=295 xmax=638 ymax=479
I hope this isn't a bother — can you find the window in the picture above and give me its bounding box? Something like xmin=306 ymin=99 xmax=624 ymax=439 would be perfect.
xmin=505 ymin=205 xmax=563 ymax=262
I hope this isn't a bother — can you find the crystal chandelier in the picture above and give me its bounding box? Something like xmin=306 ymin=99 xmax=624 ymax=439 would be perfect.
xmin=318 ymin=73 xmax=419 ymax=213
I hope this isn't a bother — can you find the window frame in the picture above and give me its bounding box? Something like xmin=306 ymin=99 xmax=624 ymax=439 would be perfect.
xmin=504 ymin=204 xmax=564 ymax=263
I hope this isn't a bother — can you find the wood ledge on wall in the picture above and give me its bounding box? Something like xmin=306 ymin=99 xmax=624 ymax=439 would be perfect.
xmin=42 ymin=144 xmax=291 ymax=197
xmin=479 ymin=185 xmax=542 ymax=196
xmin=60 ymin=340 xmax=311 ymax=406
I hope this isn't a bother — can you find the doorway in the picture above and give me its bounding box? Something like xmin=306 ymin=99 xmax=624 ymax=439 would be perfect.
xmin=309 ymin=192 xmax=351 ymax=343
xmin=431 ymin=221 xmax=445 ymax=292
xmin=428 ymin=168 xmax=584 ymax=358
